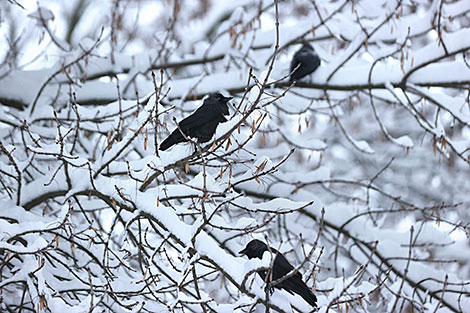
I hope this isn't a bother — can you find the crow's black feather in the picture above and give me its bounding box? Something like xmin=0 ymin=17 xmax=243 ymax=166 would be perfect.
xmin=290 ymin=43 xmax=321 ymax=82
xmin=159 ymin=93 xmax=232 ymax=151
xmin=240 ymin=239 xmax=317 ymax=308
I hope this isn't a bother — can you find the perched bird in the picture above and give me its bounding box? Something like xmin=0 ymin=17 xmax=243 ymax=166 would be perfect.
xmin=159 ymin=93 xmax=232 ymax=151
xmin=289 ymin=42 xmax=321 ymax=82
xmin=239 ymin=239 xmax=317 ymax=308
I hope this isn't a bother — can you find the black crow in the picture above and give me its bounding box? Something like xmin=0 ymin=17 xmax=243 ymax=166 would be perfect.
xmin=239 ymin=239 xmax=317 ymax=308
xmin=159 ymin=93 xmax=232 ymax=151
xmin=289 ymin=42 xmax=321 ymax=82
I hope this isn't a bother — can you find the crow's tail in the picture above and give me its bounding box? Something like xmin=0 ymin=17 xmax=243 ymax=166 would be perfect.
xmin=159 ymin=131 xmax=183 ymax=151
xmin=295 ymin=282 xmax=317 ymax=308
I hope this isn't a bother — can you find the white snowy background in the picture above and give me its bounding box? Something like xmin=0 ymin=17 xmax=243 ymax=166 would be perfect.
xmin=0 ymin=0 xmax=469 ymax=312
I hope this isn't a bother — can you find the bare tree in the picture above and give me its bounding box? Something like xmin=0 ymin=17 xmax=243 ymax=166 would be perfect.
xmin=1 ymin=0 xmax=469 ymax=312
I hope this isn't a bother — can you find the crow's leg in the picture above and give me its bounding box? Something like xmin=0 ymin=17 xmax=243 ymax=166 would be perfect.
xmin=195 ymin=140 xmax=206 ymax=161
xmin=264 ymin=283 xmax=275 ymax=295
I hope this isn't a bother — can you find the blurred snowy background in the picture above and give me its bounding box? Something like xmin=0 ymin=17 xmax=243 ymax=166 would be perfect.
xmin=1 ymin=0 xmax=470 ymax=312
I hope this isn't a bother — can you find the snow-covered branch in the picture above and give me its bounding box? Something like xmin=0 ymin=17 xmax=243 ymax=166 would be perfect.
xmin=1 ymin=0 xmax=469 ymax=312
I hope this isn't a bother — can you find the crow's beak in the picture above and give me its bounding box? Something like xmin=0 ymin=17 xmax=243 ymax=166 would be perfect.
xmin=223 ymin=96 xmax=233 ymax=102
xmin=239 ymin=248 xmax=247 ymax=255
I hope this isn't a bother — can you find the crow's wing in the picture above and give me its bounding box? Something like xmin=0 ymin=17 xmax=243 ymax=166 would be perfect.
xmin=290 ymin=48 xmax=312 ymax=74
xmin=290 ymin=50 xmax=301 ymax=72
xmin=159 ymin=98 xmax=228 ymax=150
xmin=282 ymin=276 xmax=317 ymax=307
xmin=252 ymin=248 xmax=317 ymax=307
xmin=272 ymin=252 xmax=303 ymax=284
xmin=179 ymin=101 xmax=227 ymax=134
xmin=290 ymin=48 xmax=320 ymax=81
xmin=273 ymin=252 xmax=317 ymax=307
xmin=159 ymin=130 xmax=185 ymax=151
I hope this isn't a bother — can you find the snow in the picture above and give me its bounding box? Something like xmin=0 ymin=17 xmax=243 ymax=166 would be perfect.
xmin=27 ymin=7 xmax=55 ymax=22
xmin=1 ymin=1 xmax=470 ymax=312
